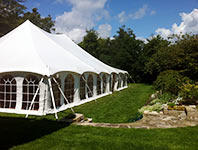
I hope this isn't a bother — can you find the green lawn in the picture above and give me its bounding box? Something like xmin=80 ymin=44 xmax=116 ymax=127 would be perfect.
xmin=1 ymin=84 xmax=198 ymax=150
xmin=11 ymin=125 xmax=198 ymax=150
xmin=52 ymin=83 xmax=154 ymax=123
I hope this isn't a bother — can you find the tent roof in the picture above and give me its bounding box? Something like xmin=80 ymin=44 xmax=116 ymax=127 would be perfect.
xmin=0 ymin=20 xmax=127 ymax=76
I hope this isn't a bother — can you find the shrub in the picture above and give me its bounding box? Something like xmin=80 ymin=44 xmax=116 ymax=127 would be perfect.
xmin=138 ymin=103 xmax=163 ymax=114
xmin=149 ymin=98 xmax=162 ymax=105
xmin=179 ymin=82 xmax=198 ymax=104
xmin=167 ymin=102 xmax=176 ymax=107
xmin=154 ymin=70 xmax=190 ymax=95
xmin=158 ymin=92 xmax=173 ymax=103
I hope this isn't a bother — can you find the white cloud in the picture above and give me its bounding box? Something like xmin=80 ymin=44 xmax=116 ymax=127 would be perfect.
xmin=136 ymin=36 xmax=148 ymax=43
xmin=97 ymin=24 xmax=112 ymax=38
xmin=118 ymin=5 xmax=151 ymax=23
xmin=129 ymin=4 xmax=148 ymax=19
xmin=55 ymin=0 xmax=108 ymax=43
xmin=150 ymin=10 xmax=156 ymax=15
xmin=155 ymin=9 xmax=198 ymax=38
xmin=118 ymin=11 xmax=127 ymax=23
xmin=155 ymin=28 xmax=172 ymax=39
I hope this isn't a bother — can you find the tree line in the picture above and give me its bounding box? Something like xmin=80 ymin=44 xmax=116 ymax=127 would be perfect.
xmin=1 ymin=0 xmax=198 ymax=86
xmin=79 ymin=28 xmax=198 ymax=84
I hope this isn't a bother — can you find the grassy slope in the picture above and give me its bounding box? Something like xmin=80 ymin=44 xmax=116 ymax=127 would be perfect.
xmin=1 ymin=84 xmax=198 ymax=150
xmin=46 ymin=84 xmax=154 ymax=123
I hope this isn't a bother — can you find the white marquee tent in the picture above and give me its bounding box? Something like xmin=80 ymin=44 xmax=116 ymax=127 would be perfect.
xmin=0 ymin=20 xmax=128 ymax=119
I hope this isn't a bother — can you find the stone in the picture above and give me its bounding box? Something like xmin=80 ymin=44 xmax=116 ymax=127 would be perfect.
xmin=162 ymin=104 xmax=168 ymax=110
xmin=189 ymin=105 xmax=196 ymax=109
xmin=143 ymin=111 xmax=159 ymax=115
xmin=72 ymin=113 xmax=84 ymax=122
xmin=163 ymin=110 xmax=185 ymax=117
xmin=178 ymin=112 xmax=187 ymax=120
xmin=87 ymin=118 xmax=93 ymax=123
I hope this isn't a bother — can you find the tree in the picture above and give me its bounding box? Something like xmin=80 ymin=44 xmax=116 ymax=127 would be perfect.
xmin=79 ymin=29 xmax=100 ymax=58
xmin=21 ymin=8 xmax=55 ymax=33
xmin=0 ymin=1 xmax=55 ymax=37
xmin=0 ymin=0 xmax=26 ymax=36
xmin=110 ymin=25 xmax=144 ymax=82
xmin=175 ymin=34 xmax=198 ymax=81
xmin=140 ymin=35 xmax=170 ymax=83
xmin=145 ymin=34 xmax=198 ymax=82
xmin=97 ymin=38 xmax=112 ymax=64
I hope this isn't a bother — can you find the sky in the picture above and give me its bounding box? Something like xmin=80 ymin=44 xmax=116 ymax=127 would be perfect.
xmin=24 ymin=0 xmax=198 ymax=43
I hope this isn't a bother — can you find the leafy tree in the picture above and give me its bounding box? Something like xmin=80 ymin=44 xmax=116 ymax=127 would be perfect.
xmin=174 ymin=34 xmax=198 ymax=81
xmin=0 ymin=0 xmax=26 ymax=36
xmin=79 ymin=29 xmax=100 ymax=58
xmin=97 ymin=38 xmax=112 ymax=64
xmin=138 ymin=35 xmax=170 ymax=83
xmin=145 ymin=34 xmax=198 ymax=82
xmin=0 ymin=1 xmax=54 ymax=37
xmin=21 ymin=8 xmax=55 ymax=33
xmin=110 ymin=25 xmax=144 ymax=82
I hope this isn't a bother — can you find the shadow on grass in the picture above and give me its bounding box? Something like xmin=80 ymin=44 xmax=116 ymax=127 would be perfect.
xmin=0 ymin=116 xmax=69 ymax=150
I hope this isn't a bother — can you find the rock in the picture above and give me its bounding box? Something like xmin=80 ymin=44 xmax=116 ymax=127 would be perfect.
xmin=162 ymin=104 xmax=168 ymax=110
xmin=164 ymin=110 xmax=185 ymax=117
xmin=185 ymin=106 xmax=196 ymax=113
xmin=185 ymin=106 xmax=198 ymax=121
xmin=189 ymin=105 xmax=196 ymax=109
xmin=72 ymin=113 xmax=84 ymax=122
xmin=161 ymin=116 xmax=176 ymax=121
xmin=87 ymin=118 xmax=93 ymax=123
xmin=143 ymin=111 xmax=159 ymax=115
xmin=178 ymin=111 xmax=187 ymax=120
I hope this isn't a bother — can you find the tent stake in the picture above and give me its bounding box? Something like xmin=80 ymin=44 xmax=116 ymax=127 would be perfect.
xmin=48 ymin=78 xmax=58 ymax=120
xmin=52 ymin=77 xmax=75 ymax=114
xmin=25 ymin=77 xmax=44 ymax=118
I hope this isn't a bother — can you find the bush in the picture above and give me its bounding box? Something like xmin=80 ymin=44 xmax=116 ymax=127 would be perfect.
xmin=154 ymin=70 xmax=190 ymax=95
xmin=158 ymin=92 xmax=173 ymax=103
xmin=149 ymin=98 xmax=162 ymax=105
xmin=138 ymin=103 xmax=163 ymax=114
xmin=179 ymin=82 xmax=198 ymax=104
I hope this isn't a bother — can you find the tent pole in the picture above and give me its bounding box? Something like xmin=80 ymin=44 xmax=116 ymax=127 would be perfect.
xmin=52 ymin=77 xmax=75 ymax=114
xmin=25 ymin=77 xmax=44 ymax=118
xmin=82 ymin=76 xmax=96 ymax=101
xmin=48 ymin=78 xmax=58 ymax=120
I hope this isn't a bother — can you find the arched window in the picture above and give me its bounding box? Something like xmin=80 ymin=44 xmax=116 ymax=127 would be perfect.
xmin=80 ymin=75 xmax=86 ymax=100
xmin=51 ymin=78 xmax=61 ymax=108
xmin=97 ymin=75 xmax=101 ymax=95
xmin=124 ymin=74 xmax=128 ymax=87
xmin=87 ymin=74 xmax=93 ymax=98
xmin=112 ymin=73 xmax=116 ymax=92
xmin=102 ymin=74 xmax=106 ymax=93
xmin=64 ymin=74 xmax=74 ymax=103
xmin=22 ymin=75 xmax=39 ymax=110
xmin=121 ymin=74 xmax=125 ymax=87
xmin=0 ymin=75 xmax=16 ymax=109
xmin=117 ymin=74 xmax=121 ymax=89
xmin=109 ymin=75 xmax=112 ymax=92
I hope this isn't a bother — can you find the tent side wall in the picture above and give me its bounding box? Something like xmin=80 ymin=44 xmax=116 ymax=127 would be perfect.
xmin=45 ymin=72 xmax=128 ymax=114
xmin=0 ymin=71 xmax=128 ymax=116
xmin=0 ymin=72 xmax=48 ymax=116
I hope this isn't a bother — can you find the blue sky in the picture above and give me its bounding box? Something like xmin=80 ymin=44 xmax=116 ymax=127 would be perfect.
xmin=24 ymin=0 xmax=198 ymax=43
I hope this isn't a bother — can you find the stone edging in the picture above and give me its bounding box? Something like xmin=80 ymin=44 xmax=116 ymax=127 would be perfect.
xmin=73 ymin=106 xmax=198 ymax=129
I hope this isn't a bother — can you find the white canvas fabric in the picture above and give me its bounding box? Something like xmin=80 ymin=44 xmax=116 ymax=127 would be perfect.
xmin=0 ymin=20 xmax=127 ymax=76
